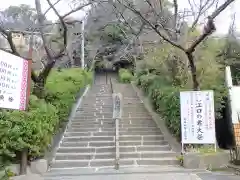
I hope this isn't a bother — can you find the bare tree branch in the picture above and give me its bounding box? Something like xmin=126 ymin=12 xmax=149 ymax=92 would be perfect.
xmin=46 ymin=0 xmax=67 ymax=46
xmin=43 ymin=0 xmax=62 ymax=15
xmin=189 ymin=0 xmax=217 ymax=30
xmin=173 ymin=0 xmax=178 ymax=30
xmin=61 ymin=1 xmax=95 ymax=18
xmin=35 ymin=0 xmax=53 ymax=59
xmin=115 ymin=0 xmax=184 ymax=50
xmin=187 ymin=0 xmax=235 ymax=53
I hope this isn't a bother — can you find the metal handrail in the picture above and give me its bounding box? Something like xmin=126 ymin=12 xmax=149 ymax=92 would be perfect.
xmin=112 ymin=93 xmax=122 ymax=170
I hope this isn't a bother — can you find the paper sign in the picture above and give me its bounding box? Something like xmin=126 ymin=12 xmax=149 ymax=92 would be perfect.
xmin=0 ymin=50 xmax=30 ymax=110
xmin=180 ymin=90 xmax=215 ymax=144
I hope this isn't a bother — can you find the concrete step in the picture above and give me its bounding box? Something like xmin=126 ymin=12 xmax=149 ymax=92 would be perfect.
xmin=119 ymin=140 xmax=169 ymax=146
xmin=121 ymin=116 xmax=153 ymax=119
xmin=119 ymin=135 xmax=164 ymax=141
xmin=77 ymin=110 xmax=112 ymax=113
xmin=71 ymin=118 xmax=113 ymax=121
xmin=55 ymin=151 xmax=178 ymax=161
xmin=119 ymin=122 xmax=157 ymax=126
xmin=66 ymin=127 xmax=113 ymax=132
xmin=78 ymin=105 xmax=113 ymax=108
xmin=70 ymin=124 xmax=115 ymax=128
xmin=62 ymin=136 xmax=114 ymax=143
xmin=75 ymin=112 xmax=112 ymax=116
xmin=65 ymin=131 xmax=115 ymax=137
xmin=61 ymin=141 xmax=115 ymax=148
xmin=70 ymin=120 xmax=114 ymax=124
xmin=60 ymin=140 xmax=169 ymax=148
xmin=57 ymin=145 xmax=171 ymax=154
xmin=119 ymin=124 xmax=157 ymax=128
xmin=66 ymin=127 xmax=160 ymax=132
xmin=50 ymin=159 xmax=133 ymax=169
xmin=65 ymin=131 xmax=161 ymax=137
xmin=51 ymin=157 xmax=179 ymax=169
xmin=119 ymin=131 xmax=162 ymax=136
xmin=70 ymin=121 xmax=114 ymax=126
xmin=45 ymin=165 xmax=203 ymax=177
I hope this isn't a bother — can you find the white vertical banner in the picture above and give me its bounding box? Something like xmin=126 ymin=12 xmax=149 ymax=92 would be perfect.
xmin=0 ymin=50 xmax=30 ymax=111
xmin=180 ymin=90 xmax=216 ymax=144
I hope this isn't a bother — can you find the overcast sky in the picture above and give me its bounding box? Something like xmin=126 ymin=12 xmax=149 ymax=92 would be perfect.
xmin=0 ymin=0 xmax=239 ymax=35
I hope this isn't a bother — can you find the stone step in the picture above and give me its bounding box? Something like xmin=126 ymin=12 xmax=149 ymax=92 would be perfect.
xmin=51 ymin=159 xmax=131 ymax=169
xmin=119 ymin=135 xmax=164 ymax=141
xmin=69 ymin=121 xmax=114 ymax=125
xmin=66 ymin=127 xmax=113 ymax=132
xmin=60 ymin=140 xmax=169 ymax=148
xmin=119 ymin=122 xmax=157 ymax=126
xmin=70 ymin=121 xmax=114 ymax=126
xmin=122 ymin=112 xmax=150 ymax=115
xmin=64 ymin=131 xmax=115 ymax=137
xmin=121 ymin=116 xmax=153 ymax=119
xmin=75 ymin=112 xmax=112 ymax=116
xmin=65 ymin=131 xmax=162 ymax=137
xmin=119 ymin=125 xmax=157 ymax=128
xmin=80 ymin=106 xmax=113 ymax=109
xmin=51 ymin=157 xmax=179 ymax=169
xmin=72 ymin=117 xmax=113 ymax=121
xmin=77 ymin=109 xmax=112 ymax=113
xmin=119 ymin=119 xmax=156 ymax=122
xmin=55 ymin=151 xmax=178 ymax=161
xmin=70 ymin=124 xmax=115 ymax=128
xmin=45 ymin=165 xmax=200 ymax=177
xmin=57 ymin=145 xmax=171 ymax=154
xmin=62 ymin=136 xmax=114 ymax=143
xmin=66 ymin=127 xmax=160 ymax=132
xmin=78 ymin=105 xmax=113 ymax=108
xmin=61 ymin=141 xmax=115 ymax=148
xmin=73 ymin=116 xmax=113 ymax=120
xmin=70 ymin=120 xmax=112 ymax=123
xmin=123 ymin=105 xmax=145 ymax=108
xmin=119 ymin=140 xmax=169 ymax=146
xmin=66 ymin=129 xmax=160 ymax=133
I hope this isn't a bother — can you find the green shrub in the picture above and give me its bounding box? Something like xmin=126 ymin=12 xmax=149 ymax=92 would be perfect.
xmin=45 ymin=68 xmax=92 ymax=121
xmin=118 ymin=68 xmax=133 ymax=83
xmin=0 ymin=95 xmax=58 ymax=159
xmin=137 ymin=73 xmax=226 ymax=141
xmin=0 ymin=68 xmax=92 ymax=163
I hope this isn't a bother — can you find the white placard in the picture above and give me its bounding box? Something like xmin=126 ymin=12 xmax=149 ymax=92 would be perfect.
xmin=0 ymin=50 xmax=30 ymax=110
xmin=231 ymin=86 xmax=240 ymax=124
xmin=180 ymin=90 xmax=215 ymax=144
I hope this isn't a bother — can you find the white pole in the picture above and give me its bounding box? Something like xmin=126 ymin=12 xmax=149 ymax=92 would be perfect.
xmin=81 ymin=20 xmax=85 ymax=68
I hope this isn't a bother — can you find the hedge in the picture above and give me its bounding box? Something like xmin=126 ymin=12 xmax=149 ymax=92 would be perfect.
xmin=136 ymin=73 xmax=226 ymax=141
xmin=118 ymin=68 xmax=133 ymax=83
xmin=0 ymin=68 xmax=92 ymax=163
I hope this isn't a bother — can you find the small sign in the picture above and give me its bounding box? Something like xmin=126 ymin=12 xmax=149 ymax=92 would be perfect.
xmin=113 ymin=93 xmax=122 ymax=119
xmin=0 ymin=50 xmax=30 ymax=110
xmin=180 ymin=90 xmax=215 ymax=144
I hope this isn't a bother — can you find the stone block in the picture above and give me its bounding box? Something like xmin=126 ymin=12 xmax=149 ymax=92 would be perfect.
xmin=6 ymin=164 xmax=32 ymax=176
xmin=10 ymin=174 xmax=44 ymax=180
xmin=183 ymin=152 xmax=230 ymax=170
xmin=30 ymin=159 xmax=48 ymax=175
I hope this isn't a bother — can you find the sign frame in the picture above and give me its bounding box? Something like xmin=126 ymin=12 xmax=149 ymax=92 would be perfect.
xmin=0 ymin=50 xmax=31 ymax=111
xmin=180 ymin=90 xmax=217 ymax=153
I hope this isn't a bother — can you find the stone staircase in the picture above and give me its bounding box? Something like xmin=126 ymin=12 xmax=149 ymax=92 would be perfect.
xmin=115 ymin=83 xmax=179 ymax=167
xmin=44 ymin=74 xmax=180 ymax=179
xmin=50 ymin=84 xmax=115 ymax=170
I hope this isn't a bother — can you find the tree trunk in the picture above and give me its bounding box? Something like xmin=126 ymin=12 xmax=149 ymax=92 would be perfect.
xmin=33 ymin=78 xmax=45 ymax=99
xmin=32 ymin=60 xmax=56 ymax=99
xmin=186 ymin=52 xmax=200 ymax=91
xmin=19 ymin=149 xmax=28 ymax=175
